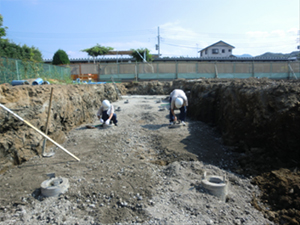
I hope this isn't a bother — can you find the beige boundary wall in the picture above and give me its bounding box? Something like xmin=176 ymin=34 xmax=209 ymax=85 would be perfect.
xmin=70 ymin=61 xmax=300 ymax=82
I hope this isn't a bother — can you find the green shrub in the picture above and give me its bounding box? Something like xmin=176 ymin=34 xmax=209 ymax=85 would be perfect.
xmin=52 ymin=49 xmax=70 ymax=65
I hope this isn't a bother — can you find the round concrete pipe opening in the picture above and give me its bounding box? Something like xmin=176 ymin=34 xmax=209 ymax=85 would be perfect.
xmin=201 ymin=174 xmax=228 ymax=202
xmin=208 ymin=176 xmax=224 ymax=184
xmin=41 ymin=177 xmax=69 ymax=197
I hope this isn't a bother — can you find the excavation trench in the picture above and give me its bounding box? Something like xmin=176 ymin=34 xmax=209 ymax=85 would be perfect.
xmin=0 ymin=78 xmax=300 ymax=224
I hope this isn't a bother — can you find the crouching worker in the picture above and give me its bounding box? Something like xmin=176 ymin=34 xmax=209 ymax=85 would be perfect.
xmin=169 ymin=89 xmax=188 ymax=126
xmin=97 ymin=100 xmax=118 ymax=126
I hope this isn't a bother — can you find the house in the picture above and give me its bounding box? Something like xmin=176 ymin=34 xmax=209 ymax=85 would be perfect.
xmin=199 ymin=40 xmax=235 ymax=57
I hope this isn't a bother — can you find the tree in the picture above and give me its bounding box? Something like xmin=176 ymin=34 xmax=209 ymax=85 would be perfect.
xmin=0 ymin=14 xmax=8 ymax=39
xmin=81 ymin=44 xmax=113 ymax=63
xmin=31 ymin=47 xmax=43 ymax=62
xmin=131 ymin=48 xmax=152 ymax=62
xmin=22 ymin=44 xmax=34 ymax=61
xmin=0 ymin=40 xmax=43 ymax=62
xmin=52 ymin=49 xmax=70 ymax=65
xmin=0 ymin=14 xmax=8 ymax=57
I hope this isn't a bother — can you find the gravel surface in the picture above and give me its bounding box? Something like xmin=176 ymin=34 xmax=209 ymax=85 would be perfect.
xmin=0 ymin=95 xmax=274 ymax=224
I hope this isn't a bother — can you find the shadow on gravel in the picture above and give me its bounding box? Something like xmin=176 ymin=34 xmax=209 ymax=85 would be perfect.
xmin=141 ymin=124 xmax=168 ymax=130
xmin=31 ymin=188 xmax=43 ymax=201
xmin=181 ymin=120 xmax=239 ymax=173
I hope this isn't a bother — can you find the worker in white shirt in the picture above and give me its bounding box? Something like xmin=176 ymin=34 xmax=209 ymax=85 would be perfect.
xmin=97 ymin=100 xmax=118 ymax=126
xmin=169 ymin=89 xmax=188 ymax=126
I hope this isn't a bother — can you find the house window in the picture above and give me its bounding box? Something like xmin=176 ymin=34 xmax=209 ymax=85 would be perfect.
xmin=205 ymin=50 xmax=207 ymax=54
xmin=222 ymin=49 xmax=225 ymax=53
xmin=212 ymin=49 xmax=219 ymax=54
xmin=228 ymin=49 xmax=231 ymax=52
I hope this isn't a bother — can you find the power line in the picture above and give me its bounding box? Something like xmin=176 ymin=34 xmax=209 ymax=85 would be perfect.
xmin=163 ymin=42 xmax=198 ymax=49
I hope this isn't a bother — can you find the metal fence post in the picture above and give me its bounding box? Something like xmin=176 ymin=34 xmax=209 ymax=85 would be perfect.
xmin=214 ymin=62 xmax=218 ymax=78
xmin=252 ymin=61 xmax=255 ymax=77
xmin=15 ymin=60 xmax=20 ymax=80
xmin=98 ymin=63 xmax=101 ymax=81
xmin=135 ymin=62 xmax=139 ymax=82
xmin=288 ymin=62 xmax=291 ymax=79
xmin=270 ymin=62 xmax=272 ymax=78
xmin=233 ymin=62 xmax=236 ymax=74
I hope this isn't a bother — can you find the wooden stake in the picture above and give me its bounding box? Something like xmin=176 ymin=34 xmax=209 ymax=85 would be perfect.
xmin=0 ymin=103 xmax=80 ymax=162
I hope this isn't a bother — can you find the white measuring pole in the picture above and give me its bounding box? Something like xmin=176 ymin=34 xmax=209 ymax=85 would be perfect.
xmin=0 ymin=103 xmax=80 ymax=161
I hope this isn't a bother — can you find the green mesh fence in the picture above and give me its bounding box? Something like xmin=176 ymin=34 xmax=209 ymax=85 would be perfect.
xmin=71 ymin=61 xmax=300 ymax=81
xmin=0 ymin=57 xmax=71 ymax=84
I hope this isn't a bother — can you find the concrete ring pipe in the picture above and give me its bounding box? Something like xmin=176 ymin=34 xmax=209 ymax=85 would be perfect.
xmin=41 ymin=177 xmax=69 ymax=197
xmin=201 ymin=172 xmax=228 ymax=202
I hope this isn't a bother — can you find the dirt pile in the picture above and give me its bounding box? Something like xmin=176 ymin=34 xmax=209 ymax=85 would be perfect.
xmin=0 ymin=78 xmax=300 ymax=224
xmin=252 ymin=168 xmax=300 ymax=224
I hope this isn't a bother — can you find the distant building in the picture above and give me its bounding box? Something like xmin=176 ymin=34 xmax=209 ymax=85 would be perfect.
xmin=199 ymin=40 xmax=235 ymax=57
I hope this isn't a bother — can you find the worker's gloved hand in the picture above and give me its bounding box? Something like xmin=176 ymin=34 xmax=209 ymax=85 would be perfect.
xmin=100 ymin=118 xmax=104 ymax=123
xmin=105 ymin=119 xmax=110 ymax=125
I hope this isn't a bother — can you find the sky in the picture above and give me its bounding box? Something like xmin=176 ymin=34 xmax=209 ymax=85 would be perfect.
xmin=0 ymin=0 xmax=299 ymax=60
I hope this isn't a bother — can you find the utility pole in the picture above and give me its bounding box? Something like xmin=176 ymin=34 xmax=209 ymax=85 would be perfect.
xmin=156 ymin=26 xmax=160 ymax=58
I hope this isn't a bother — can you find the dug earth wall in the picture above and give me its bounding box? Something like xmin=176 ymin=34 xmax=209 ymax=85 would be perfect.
xmin=0 ymin=78 xmax=300 ymax=174
xmin=0 ymin=83 xmax=119 ymax=168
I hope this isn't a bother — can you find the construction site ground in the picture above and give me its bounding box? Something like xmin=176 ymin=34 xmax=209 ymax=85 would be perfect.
xmin=0 ymin=78 xmax=300 ymax=225
xmin=0 ymin=94 xmax=276 ymax=225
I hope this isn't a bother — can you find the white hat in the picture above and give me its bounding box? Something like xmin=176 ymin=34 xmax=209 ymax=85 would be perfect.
xmin=102 ymin=100 xmax=111 ymax=110
xmin=175 ymin=97 xmax=183 ymax=108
